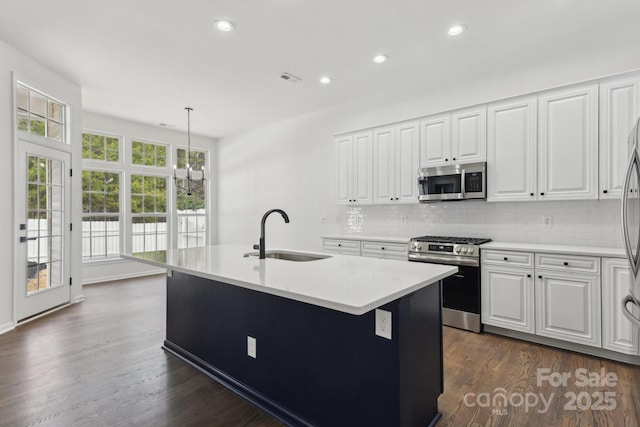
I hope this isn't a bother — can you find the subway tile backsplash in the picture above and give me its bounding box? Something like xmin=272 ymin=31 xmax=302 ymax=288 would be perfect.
xmin=337 ymin=200 xmax=623 ymax=248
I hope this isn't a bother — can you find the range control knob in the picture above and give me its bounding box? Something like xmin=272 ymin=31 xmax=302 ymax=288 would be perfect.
xmin=468 ymin=247 xmax=474 ymax=254
xmin=461 ymin=247 xmax=468 ymax=254
xmin=454 ymin=247 xmax=461 ymax=254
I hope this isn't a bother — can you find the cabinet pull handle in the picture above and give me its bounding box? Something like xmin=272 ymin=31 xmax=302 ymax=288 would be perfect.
xmin=563 ymin=261 xmax=569 ymax=266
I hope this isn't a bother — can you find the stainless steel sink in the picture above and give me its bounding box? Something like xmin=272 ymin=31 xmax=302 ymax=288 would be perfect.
xmin=244 ymin=250 xmax=331 ymax=262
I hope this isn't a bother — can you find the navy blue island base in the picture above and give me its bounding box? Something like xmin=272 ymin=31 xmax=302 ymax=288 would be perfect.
xmin=163 ymin=271 xmax=444 ymax=427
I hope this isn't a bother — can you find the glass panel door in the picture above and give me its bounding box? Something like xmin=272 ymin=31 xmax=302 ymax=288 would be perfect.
xmin=17 ymin=141 xmax=71 ymax=320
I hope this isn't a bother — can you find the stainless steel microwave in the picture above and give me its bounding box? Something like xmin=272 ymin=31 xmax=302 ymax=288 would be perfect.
xmin=418 ymin=162 xmax=486 ymax=202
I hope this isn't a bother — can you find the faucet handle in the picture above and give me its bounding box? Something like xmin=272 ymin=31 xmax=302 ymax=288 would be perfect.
xmin=253 ymin=244 xmax=260 ymax=250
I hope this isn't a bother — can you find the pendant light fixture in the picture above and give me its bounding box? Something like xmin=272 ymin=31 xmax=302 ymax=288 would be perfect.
xmin=173 ymin=107 xmax=205 ymax=195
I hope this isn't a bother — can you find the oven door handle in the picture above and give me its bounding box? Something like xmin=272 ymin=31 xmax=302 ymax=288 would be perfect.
xmin=450 ymin=274 xmax=466 ymax=279
xmin=461 ymin=169 xmax=466 ymax=198
xmin=409 ymin=253 xmax=479 ymax=267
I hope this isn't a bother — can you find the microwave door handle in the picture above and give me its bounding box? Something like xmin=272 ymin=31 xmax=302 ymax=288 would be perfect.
xmin=621 ymin=295 xmax=640 ymax=329
xmin=461 ymin=169 xmax=466 ymax=198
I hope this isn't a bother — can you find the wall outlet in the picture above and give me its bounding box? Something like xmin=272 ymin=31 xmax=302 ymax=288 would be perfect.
xmin=320 ymin=214 xmax=327 ymax=223
xmin=247 ymin=336 xmax=257 ymax=358
xmin=375 ymin=309 xmax=392 ymax=340
xmin=542 ymin=215 xmax=553 ymax=229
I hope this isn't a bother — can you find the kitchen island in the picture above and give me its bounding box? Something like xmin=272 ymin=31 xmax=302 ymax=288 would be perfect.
xmin=124 ymin=245 xmax=457 ymax=427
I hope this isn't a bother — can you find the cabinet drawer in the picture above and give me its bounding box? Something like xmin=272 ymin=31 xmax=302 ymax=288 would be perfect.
xmin=361 ymin=241 xmax=408 ymax=257
xmin=482 ymin=250 xmax=533 ymax=268
xmin=535 ymin=253 xmax=600 ymax=274
xmin=323 ymin=239 xmax=360 ymax=255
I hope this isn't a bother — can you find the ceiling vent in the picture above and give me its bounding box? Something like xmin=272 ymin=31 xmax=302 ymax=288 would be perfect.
xmin=280 ymin=73 xmax=302 ymax=83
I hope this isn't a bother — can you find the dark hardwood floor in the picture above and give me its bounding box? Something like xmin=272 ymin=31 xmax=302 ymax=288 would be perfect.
xmin=0 ymin=275 xmax=638 ymax=426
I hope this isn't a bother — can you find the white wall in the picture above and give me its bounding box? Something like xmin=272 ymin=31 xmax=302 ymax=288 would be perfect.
xmin=81 ymin=112 xmax=217 ymax=284
xmin=0 ymin=40 xmax=83 ymax=333
xmin=216 ymin=43 xmax=640 ymax=251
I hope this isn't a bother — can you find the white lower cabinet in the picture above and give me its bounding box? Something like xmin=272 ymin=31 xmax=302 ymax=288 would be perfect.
xmin=602 ymin=258 xmax=640 ymax=355
xmin=535 ymin=271 xmax=601 ymax=347
xmin=482 ymin=265 xmax=535 ymax=333
xmin=322 ymin=239 xmax=361 ymax=256
xmin=360 ymin=241 xmax=408 ymax=260
xmin=482 ymin=249 xmax=607 ymax=350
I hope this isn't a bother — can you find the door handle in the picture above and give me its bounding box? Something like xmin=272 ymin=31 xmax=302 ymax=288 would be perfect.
xmin=20 ymin=236 xmax=37 ymax=243
xmin=622 ymin=295 xmax=640 ymax=329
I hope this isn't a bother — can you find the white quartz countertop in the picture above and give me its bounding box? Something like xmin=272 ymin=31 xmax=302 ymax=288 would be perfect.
xmin=482 ymin=241 xmax=626 ymax=258
xmin=123 ymin=245 xmax=456 ymax=315
xmin=321 ymin=234 xmax=412 ymax=244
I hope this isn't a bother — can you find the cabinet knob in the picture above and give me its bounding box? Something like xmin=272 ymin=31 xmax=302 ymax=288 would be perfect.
xmin=452 ymin=157 xmax=456 ymax=161
xmin=395 ymin=197 xmax=399 ymax=200
xmin=390 ymin=198 xmax=393 ymax=201
xmin=503 ymin=257 xmax=508 ymax=261
xmin=530 ymin=193 xmax=534 ymax=196
xmin=603 ymin=190 xmax=608 ymax=194
xmin=538 ymin=275 xmax=542 ymax=279
xmin=381 ymin=247 xmax=385 ymax=250
xmin=338 ymin=243 xmax=342 ymax=247
xmin=527 ymin=274 xmax=531 ymax=278
xmin=445 ymin=158 xmax=448 ymax=162
xmin=563 ymin=261 xmax=569 ymax=266
xmin=540 ymin=192 xmax=545 ymax=196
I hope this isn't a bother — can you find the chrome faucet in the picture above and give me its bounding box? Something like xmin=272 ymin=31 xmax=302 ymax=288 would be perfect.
xmin=254 ymin=209 xmax=290 ymax=259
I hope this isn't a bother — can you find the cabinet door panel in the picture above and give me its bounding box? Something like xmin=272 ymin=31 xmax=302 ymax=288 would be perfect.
xmin=373 ymin=127 xmax=395 ymax=204
xmin=452 ymin=107 xmax=486 ymax=163
xmin=482 ymin=266 xmax=535 ymax=333
xmin=602 ymin=258 xmax=639 ymax=355
xmin=599 ymin=78 xmax=640 ymax=199
xmin=395 ymin=121 xmax=419 ymax=202
xmin=487 ymin=98 xmax=537 ymax=201
xmin=538 ymin=85 xmax=598 ymax=200
xmin=335 ymin=135 xmax=353 ymax=205
xmin=419 ymin=114 xmax=450 ymax=167
xmin=535 ymin=272 xmax=601 ymax=347
xmin=353 ymin=131 xmax=373 ymax=204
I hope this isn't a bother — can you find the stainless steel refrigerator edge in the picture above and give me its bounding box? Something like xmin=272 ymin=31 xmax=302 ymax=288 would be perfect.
xmin=621 ymin=117 xmax=640 ymax=330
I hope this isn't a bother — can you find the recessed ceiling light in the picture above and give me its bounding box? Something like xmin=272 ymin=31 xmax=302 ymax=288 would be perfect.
xmin=320 ymin=76 xmax=332 ymax=84
xmin=214 ymin=20 xmax=234 ymax=32
xmin=373 ymin=54 xmax=388 ymax=64
xmin=448 ymin=24 xmax=466 ymax=36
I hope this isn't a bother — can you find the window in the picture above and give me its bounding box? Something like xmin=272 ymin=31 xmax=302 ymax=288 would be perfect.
xmin=131 ymin=140 xmax=167 ymax=167
xmin=176 ymin=149 xmax=207 ymax=248
xmin=81 ymin=171 xmax=121 ymax=260
xmin=131 ymin=175 xmax=167 ymax=253
xmin=16 ymin=83 xmax=66 ymax=143
xmin=82 ymin=132 xmax=119 ymax=162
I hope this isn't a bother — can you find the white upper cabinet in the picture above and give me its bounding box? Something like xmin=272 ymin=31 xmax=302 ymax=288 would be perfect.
xmin=419 ymin=114 xmax=450 ymax=167
xmin=373 ymin=121 xmax=419 ymax=204
xmin=599 ymin=77 xmax=640 ymax=199
xmin=537 ymin=84 xmax=599 ymax=200
xmin=419 ymin=107 xmax=486 ymax=167
xmin=487 ymin=97 xmax=538 ymax=202
xmin=335 ymin=131 xmax=373 ymax=205
xmin=451 ymin=107 xmax=487 ymax=163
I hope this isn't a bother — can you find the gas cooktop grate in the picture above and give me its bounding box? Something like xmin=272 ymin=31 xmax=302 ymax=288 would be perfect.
xmin=410 ymin=236 xmax=492 ymax=245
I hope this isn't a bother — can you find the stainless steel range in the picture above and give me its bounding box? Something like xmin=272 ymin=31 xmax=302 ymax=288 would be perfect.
xmin=408 ymin=236 xmax=491 ymax=333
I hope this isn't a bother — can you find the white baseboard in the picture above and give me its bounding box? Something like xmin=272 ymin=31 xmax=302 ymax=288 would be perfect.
xmin=0 ymin=321 xmax=16 ymax=335
xmin=82 ymin=268 xmax=165 ymax=285
xmin=74 ymin=294 xmax=86 ymax=303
